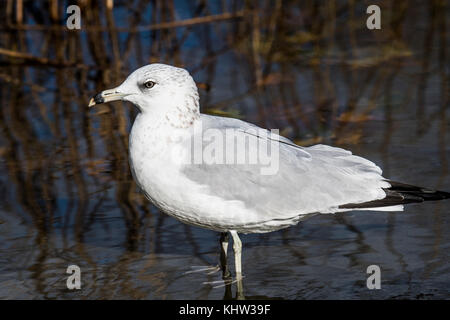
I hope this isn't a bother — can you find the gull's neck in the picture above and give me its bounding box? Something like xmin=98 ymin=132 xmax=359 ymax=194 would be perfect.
xmin=129 ymin=91 xmax=200 ymax=166
xmin=164 ymin=92 xmax=200 ymax=129
xmin=137 ymin=90 xmax=200 ymax=130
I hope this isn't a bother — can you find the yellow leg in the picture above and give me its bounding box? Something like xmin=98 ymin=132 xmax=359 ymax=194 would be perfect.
xmin=230 ymin=230 xmax=242 ymax=280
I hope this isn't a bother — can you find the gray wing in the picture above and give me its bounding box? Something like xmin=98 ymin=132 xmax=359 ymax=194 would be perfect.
xmin=181 ymin=114 xmax=389 ymax=220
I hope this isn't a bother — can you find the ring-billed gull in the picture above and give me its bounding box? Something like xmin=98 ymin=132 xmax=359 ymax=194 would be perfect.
xmin=89 ymin=63 xmax=450 ymax=283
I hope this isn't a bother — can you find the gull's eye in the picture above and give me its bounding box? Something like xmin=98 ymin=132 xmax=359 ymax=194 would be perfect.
xmin=143 ymin=80 xmax=156 ymax=89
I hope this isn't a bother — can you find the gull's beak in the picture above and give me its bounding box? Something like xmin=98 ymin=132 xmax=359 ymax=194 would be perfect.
xmin=88 ymin=87 xmax=128 ymax=107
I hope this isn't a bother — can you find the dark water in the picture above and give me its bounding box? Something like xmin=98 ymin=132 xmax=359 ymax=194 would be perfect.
xmin=0 ymin=1 xmax=449 ymax=299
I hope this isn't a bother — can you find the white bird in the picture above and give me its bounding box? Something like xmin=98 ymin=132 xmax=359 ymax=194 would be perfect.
xmin=89 ymin=63 xmax=450 ymax=283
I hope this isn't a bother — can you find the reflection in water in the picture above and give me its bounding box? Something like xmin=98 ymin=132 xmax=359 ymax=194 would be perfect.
xmin=0 ymin=1 xmax=449 ymax=299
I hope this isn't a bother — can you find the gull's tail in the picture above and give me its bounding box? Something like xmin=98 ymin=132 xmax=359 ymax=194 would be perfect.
xmin=339 ymin=181 xmax=450 ymax=210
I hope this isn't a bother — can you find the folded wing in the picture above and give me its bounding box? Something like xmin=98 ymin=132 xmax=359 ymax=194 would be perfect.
xmin=181 ymin=115 xmax=393 ymax=223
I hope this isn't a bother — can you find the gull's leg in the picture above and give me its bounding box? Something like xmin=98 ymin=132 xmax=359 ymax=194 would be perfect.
xmin=230 ymin=230 xmax=243 ymax=280
xmin=220 ymin=232 xmax=231 ymax=279
xmin=191 ymin=233 xmax=231 ymax=285
xmin=235 ymin=278 xmax=245 ymax=300
xmin=230 ymin=230 xmax=245 ymax=299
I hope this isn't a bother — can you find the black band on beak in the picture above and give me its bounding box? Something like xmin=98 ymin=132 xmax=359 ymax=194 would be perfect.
xmin=94 ymin=93 xmax=105 ymax=104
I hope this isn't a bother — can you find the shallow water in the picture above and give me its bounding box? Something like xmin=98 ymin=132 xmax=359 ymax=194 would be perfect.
xmin=0 ymin=1 xmax=449 ymax=299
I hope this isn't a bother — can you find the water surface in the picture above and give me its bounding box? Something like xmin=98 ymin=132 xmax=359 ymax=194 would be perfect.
xmin=0 ymin=1 xmax=449 ymax=299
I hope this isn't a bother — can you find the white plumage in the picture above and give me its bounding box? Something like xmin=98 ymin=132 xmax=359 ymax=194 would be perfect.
xmin=89 ymin=63 xmax=406 ymax=281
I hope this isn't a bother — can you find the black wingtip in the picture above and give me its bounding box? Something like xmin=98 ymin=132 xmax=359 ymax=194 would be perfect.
xmin=432 ymin=190 xmax=450 ymax=200
xmin=387 ymin=180 xmax=450 ymax=201
xmin=339 ymin=181 xmax=450 ymax=210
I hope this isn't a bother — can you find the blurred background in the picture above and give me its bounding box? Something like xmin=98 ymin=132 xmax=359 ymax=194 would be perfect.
xmin=0 ymin=0 xmax=449 ymax=299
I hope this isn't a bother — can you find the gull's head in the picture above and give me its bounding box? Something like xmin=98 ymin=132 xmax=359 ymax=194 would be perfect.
xmin=89 ymin=64 xmax=200 ymax=124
